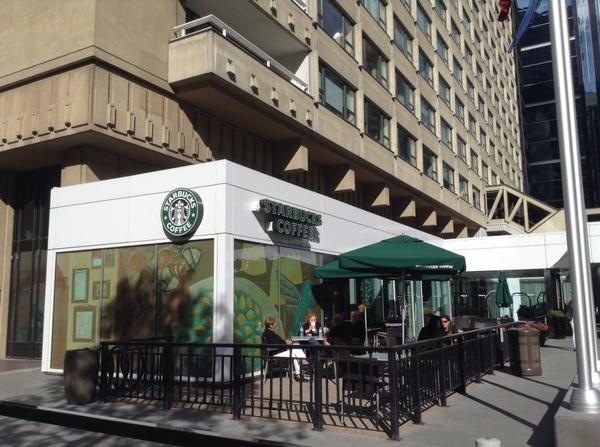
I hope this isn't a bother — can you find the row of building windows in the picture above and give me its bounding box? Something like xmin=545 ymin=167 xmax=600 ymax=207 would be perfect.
xmin=316 ymin=0 xmax=520 ymax=155
xmin=314 ymin=0 xmax=521 ymax=207
xmin=401 ymin=0 xmax=517 ymax=111
xmin=319 ymin=0 xmax=516 ymax=106
xmin=320 ymin=61 xmax=519 ymax=187
xmin=421 ymin=143 xmax=482 ymax=209
xmin=397 ymin=121 xmax=518 ymax=197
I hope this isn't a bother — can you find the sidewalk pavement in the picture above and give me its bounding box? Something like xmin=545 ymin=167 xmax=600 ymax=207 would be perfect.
xmin=0 ymin=338 xmax=577 ymax=447
xmin=0 ymin=358 xmax=40 ymax=372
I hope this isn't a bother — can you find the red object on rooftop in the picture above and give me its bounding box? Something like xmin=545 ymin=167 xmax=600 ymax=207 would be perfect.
xmin=498 ymin=0 xmax=512 ymax=22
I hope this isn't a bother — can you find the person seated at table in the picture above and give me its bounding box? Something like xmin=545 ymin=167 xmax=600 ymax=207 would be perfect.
xmin=302 ymin=312 xmax=322 ymax=337
xmin=324 ymin=313 xmax=352 ymax=346
xmin=440 ymin=314 xmax=453 ymax=336
xmin=350 ymin=310 xmax=366 ymax=346
xmin=418 ymin=314 xmax=444 ymax=341
xmin=262 ymin=316 xmax=308 ymax=381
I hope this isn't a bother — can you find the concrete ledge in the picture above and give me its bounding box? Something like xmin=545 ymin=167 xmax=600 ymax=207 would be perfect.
xmin=554 ymin=386 xmax=600 ymax=446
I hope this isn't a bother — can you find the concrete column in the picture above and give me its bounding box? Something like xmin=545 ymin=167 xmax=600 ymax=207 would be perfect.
xmin=0 ymin=172 xmax=15 ymax=359
xmin=213 ymin=233 xmax=234 ymax=344
xmin=213 ymin=232 xmax=234 ymax=382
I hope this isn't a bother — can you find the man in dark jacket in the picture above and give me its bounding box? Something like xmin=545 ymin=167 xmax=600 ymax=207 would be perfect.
xmin=324 ymin=313 xmax=352 ymax=346
xmin=350 ymin=310 xmax=366 ymax=346
xmin=418 ymin=314 xmax=445 ymax=341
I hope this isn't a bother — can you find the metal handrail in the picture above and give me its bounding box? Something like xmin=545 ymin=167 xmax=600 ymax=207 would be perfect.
xmin=481 ymin=290 xmax=496 ymax=318
xmin=172 ymin=15 xmax=309 ymax=93
xmin=512 ymin=291 xmax=533 ymax=308
xmin=291 ymin=0 xmax=308 ymax=11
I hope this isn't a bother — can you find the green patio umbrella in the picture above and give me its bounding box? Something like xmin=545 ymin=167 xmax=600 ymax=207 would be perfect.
xmin=495 ymin=271 xmax=513 ymax=308
xmin=314 ymin=260 xmax=386 ymax=279
xmin=314 ymin=259 xmax=453 ymax=281
xmin=338 ymin=235 xmax=466 ymax=275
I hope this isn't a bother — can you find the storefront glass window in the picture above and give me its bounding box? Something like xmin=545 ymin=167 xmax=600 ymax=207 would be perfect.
xmin=233 ymin=240 xmax=335 ymax=343
xmin=50 ymin=239 xmax=214 ymax=369
xmin=154 ymin=241 xmax=215 ymax=342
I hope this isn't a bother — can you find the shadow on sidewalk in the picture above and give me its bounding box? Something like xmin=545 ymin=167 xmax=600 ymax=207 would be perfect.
xmin=463 ymin=377 xmax=567 ymax=447
xmin=527 ymin=386 xmax=567 ymax=447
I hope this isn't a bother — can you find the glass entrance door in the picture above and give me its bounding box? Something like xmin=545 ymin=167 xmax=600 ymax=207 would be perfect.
xmin=7 ymin=167 xmax=60 ymax=358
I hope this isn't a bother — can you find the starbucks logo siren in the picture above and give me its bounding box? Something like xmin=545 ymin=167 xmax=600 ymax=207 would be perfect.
xmin=161 ymin=188 xmax=203 ymax=238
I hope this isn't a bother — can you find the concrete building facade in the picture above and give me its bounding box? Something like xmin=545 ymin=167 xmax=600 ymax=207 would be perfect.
xmin=0 ymin=0 xmax=521 ymax=359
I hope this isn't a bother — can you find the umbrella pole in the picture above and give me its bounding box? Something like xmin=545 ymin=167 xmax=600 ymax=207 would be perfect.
xmin=364 ymin=305 xmax=369 ymax=347
xmin=392 ymin=279 xmax=398 ymax=321
xmin=448 ymin=279 xmax=454 ymax=319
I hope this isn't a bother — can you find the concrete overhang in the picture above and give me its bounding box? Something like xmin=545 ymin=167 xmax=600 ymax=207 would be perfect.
xmin=185 ymin=0 xmax=310 ymax=60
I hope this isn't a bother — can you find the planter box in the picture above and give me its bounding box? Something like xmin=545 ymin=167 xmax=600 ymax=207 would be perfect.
xmin=549 ymin=316 xmax=568 ymax=339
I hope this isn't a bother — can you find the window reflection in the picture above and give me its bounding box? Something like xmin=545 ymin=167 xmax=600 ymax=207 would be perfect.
xmin=51 ymin=240 xmax=214 ymax=369
xmin=318 ymin=0 xmax=354 ymax=54
xmin=233 ymin=240 xmax=335 ymax=342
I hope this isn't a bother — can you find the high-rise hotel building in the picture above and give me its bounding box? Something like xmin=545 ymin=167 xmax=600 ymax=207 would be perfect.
xmin=0 ymin=0 xmax=521 ymax=359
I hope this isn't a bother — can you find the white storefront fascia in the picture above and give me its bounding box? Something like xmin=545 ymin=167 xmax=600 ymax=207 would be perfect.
xmin=41 ymin=160 xmax=434 ymax=372
xmin=45 ymin=160 xmax=435 ymax=253
xmin=436 ymin=223 xmax=600 ymax=273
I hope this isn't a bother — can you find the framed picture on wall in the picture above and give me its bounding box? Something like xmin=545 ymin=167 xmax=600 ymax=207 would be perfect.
xmin=71 ymin=268 xmax=89 ymax=302
xmin=92 ymin=280 xmax=111 ymax=300
xmin=105 ymin=249 xmax=115 ymax=268
xmin=73 ymin=305 xmax=96 ymax=343
xmin=91 ymin=250 xmax=103 ymax=269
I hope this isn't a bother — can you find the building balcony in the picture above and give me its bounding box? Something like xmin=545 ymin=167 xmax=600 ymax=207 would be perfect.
xmin=184 ymin=0 xmax=312 ymax=49
xmin=169 ymin=15 xmax=313 ymax=137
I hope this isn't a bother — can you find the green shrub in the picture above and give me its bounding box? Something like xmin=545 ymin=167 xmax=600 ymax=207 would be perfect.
xmin=548 ymin=309 xmax=566 ymax=317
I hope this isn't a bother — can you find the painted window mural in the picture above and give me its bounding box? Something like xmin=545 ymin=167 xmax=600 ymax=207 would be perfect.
xmin=51 ymin=239 xmax=213 ymax=369
xmin=233 ymin=240 xmax=336 ymax=345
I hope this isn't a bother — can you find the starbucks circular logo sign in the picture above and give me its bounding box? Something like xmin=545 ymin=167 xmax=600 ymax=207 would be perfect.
xmin=161 ymin=188 xmax=203 ymax=239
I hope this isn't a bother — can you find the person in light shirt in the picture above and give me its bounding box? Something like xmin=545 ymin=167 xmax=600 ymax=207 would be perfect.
xmin=302 ymin=312 xmax=322 ymax=338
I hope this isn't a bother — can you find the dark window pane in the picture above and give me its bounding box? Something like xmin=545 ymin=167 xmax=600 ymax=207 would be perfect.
xmin=523 ymin=103 xmax=557 ymax=123
xmin=528 ymin=162 xmax=562 ymax=182
xmin=522 ymin=82 xmax=555 ymax=103
xmin=526 ymin=140 xmax=560 ymax=163
xmin=525 ymin=121 xmax=558 ymax=143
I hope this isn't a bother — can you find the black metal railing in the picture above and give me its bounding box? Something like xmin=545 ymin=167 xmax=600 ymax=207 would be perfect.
xmin=99 ymin=323 xmax=515 ymax=440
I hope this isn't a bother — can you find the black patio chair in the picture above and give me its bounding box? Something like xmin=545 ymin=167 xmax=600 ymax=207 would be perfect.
xmin=338 ymin=358 xmax=385 ymax=424
xmin=261 ymin=335 xmax=291 ymax=382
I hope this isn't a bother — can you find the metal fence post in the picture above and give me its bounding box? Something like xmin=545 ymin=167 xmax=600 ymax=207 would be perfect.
xmin=457 ymin=336 xmax=466 ymax=394
xmin=438 ymin=344 xmax=447 ymax=407
xmin=312 ymin=348 xmax=323 ymax=431
xmin=232 ymin=345 xmax=243 ymax=420
xmin=496 ymin=327 xmax=506 ymax=368
xmin=100 ymin=343 xmax=107 ymax=402
xmin=475 ymin=332 xmax=483 ymax=383
xmin=488 ymin=330 xmax=497 ymax=374
xmin=388 ymin=349 xmax=400 ymax=440
xmin=163 ymin=342 xmax=174 ymax=410
xmin=411 ymin=346 xmax=422 ymax=424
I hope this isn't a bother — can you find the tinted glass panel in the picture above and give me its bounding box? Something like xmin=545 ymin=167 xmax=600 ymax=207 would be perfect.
xmin=51 ymin=240 xmax=214 ymax=369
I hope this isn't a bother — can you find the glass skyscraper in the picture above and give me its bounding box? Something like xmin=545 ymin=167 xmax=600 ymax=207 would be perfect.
xmin=517 ymin=0 xmax=600 ymax=209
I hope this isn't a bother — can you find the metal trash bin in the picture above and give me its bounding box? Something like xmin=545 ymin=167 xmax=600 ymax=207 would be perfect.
xmin=63 ymin=347 xmax=99 ymax=404
xmin=507 ymin=328 xmax=542 ymax=376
